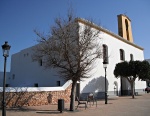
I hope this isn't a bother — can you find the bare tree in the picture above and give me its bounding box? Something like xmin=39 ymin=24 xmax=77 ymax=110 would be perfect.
xmin=33 ymin=11 xmax=102 ymax=111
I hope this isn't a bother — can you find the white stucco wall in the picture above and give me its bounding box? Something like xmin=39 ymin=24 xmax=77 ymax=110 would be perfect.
xmin=0 ymin=72 xmax=3 ymax=86
xmin=0 ymin=72 xmax=10 ymax=87
xmin=9 ymin=46 xmax=65 ymax=87
xmin=78 ymin=22 xmax=145 ymax=95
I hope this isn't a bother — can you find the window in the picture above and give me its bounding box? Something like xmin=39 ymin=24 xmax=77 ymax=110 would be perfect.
xmin=34 ymin=83 xmax=38 ymax=87
xmin=103 ymin=44 xmax=108 ymax=63
xmin=39 ymin=59 xmax=42 ymax=66
xmin=130 ymin=54 xmax=134 ymax=61
xmin=57 ymin=81 xmax=61 ymax=86
xmin=5 ymin=84 xmax=9 ymax=87
xmin=148 ymin=82 xmax=150 ymax=87
xmin=120 ymin=49 xmax=125 ymax=61
xmin=12 ymin=74 xmax=15 ymax=80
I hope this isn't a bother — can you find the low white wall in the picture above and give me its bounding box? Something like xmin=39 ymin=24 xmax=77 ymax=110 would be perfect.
xmin=0 ymin=80 xmax=72 ymax=92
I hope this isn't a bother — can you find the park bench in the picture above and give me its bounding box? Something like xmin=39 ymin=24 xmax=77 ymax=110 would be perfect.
xmin=76 ymin=97 xmax=87 ymax=109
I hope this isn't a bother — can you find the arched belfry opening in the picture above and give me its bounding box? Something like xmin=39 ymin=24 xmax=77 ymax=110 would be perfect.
xmin=125 ymin=19 xmax=129 ymax=41
xmin=117 ymin=14 xmax=133 ymax=43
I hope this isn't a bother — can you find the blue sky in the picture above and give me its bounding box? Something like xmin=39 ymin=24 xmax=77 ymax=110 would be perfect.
xmin=0 ymin=0 xmax=150 ymax=71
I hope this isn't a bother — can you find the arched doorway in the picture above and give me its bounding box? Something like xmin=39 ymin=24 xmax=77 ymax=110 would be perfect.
xmin=120 ymin=77 xmax=129 ymax=96
xmin=114 ymin=81 xmax=118 ymax=96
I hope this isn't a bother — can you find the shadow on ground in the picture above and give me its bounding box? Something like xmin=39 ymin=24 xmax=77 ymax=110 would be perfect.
xmin=36 ymin=110 xmax=62 ymax=114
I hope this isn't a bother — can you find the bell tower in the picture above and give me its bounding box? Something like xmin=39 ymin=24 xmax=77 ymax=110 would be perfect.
xmin=117 ymin=14 xmax=133 ymax=43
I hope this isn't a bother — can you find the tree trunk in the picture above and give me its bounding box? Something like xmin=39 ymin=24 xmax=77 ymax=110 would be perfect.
xmin=70 ymin=81 xmax=77 ymax=111
xmin=131 ymin=82 xmax=135 ymax=99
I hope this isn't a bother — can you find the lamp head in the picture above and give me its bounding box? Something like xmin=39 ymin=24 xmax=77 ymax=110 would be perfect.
xmin=2 ymin=41 xmax=11 ymax=57
xmin=103 ymin=58 xmax=108 ymax=68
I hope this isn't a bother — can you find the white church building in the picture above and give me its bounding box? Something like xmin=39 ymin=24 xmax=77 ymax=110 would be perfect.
xmin=0 ymin=14 xmax=146 ymax=99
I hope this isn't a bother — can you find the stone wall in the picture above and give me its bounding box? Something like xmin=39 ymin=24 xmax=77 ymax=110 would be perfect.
xmin=0 ymin=85 xmax=71 ymax=108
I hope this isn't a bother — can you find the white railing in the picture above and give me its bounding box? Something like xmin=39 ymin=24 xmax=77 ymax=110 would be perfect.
xmin=0 ymin=80 xmax=72 ymax=92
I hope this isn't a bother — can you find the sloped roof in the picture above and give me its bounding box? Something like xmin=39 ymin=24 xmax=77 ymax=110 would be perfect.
xmin=76 ymin=18 xmax=143 ymax=51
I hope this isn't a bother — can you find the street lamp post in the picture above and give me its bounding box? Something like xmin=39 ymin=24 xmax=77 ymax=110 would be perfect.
xmin=1 ymin=41 xmax=11 ymax=116
xmin=103 ymin=59 xmax=108 ymax=104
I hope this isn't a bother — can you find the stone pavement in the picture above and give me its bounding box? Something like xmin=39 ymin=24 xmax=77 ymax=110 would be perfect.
xmin=0 ymin=93 xmax=150 ymax=116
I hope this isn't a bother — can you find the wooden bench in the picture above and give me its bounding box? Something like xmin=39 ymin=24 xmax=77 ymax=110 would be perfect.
xmin=76 ymin=97 xmax=87 ymax=109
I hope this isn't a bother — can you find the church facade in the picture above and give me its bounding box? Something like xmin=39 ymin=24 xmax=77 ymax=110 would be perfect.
xmin=1 ymin=14 xmax=146 ymax=98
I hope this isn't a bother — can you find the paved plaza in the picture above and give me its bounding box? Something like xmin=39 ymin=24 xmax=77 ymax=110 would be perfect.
xmin=0 ymin=93 xmax=150 ymax=116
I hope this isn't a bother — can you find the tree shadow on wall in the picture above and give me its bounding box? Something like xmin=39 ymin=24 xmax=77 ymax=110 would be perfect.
xmin=81 ymin=76 xmax=109 ymax=94
xmin=4 ymin=87 xmax=36 ymax=108
xmin=0 ymin=87 xmax=37 ymax=108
